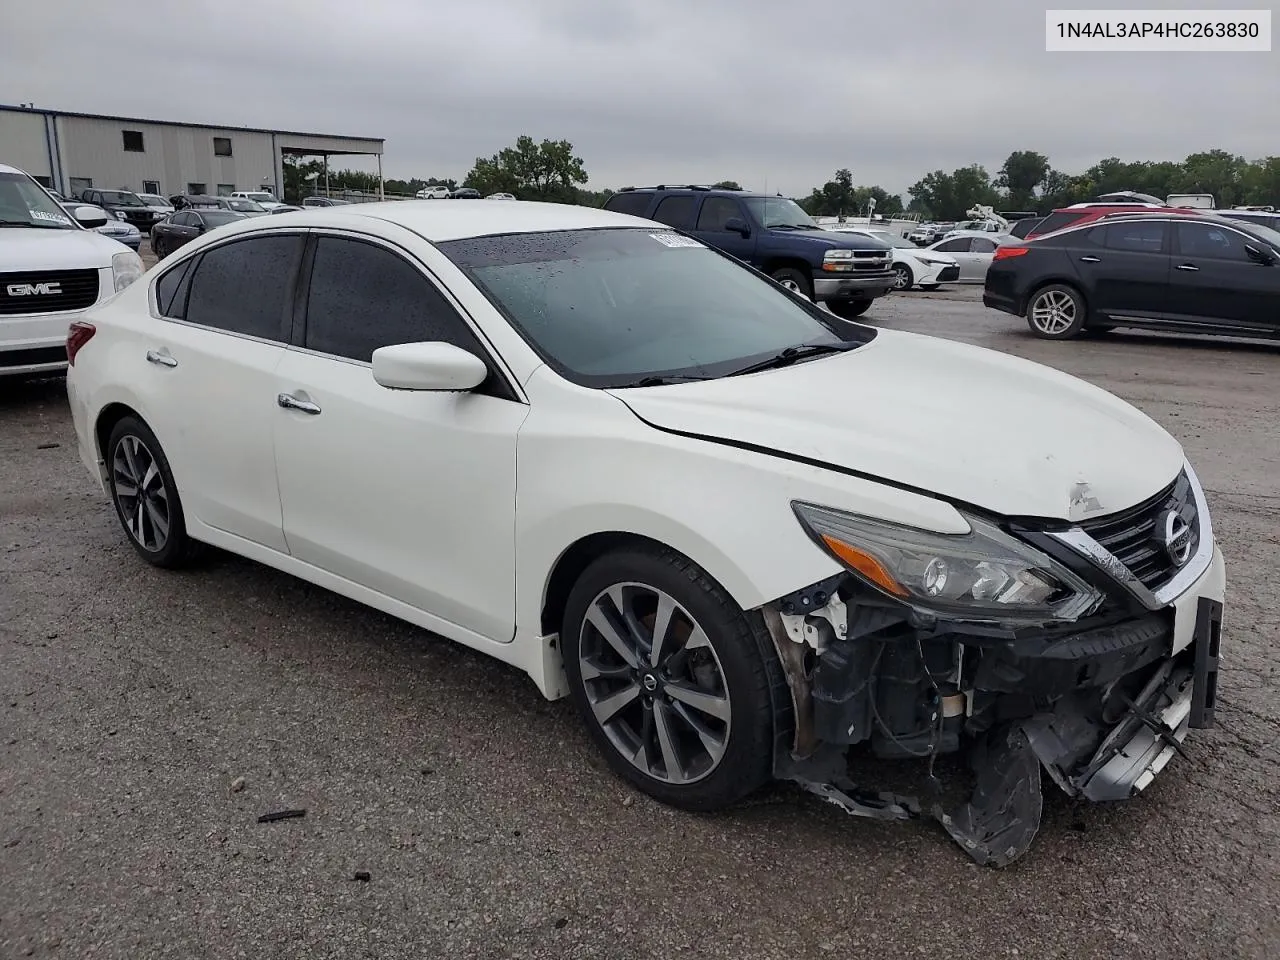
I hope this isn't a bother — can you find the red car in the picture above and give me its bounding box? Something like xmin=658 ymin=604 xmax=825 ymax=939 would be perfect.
xmin=1025 ymin=203 xmax=1207 ymax=240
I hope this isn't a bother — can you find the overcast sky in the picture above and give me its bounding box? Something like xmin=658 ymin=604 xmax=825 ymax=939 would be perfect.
xmin=2 ymin=0 xmax=1275 ymax=197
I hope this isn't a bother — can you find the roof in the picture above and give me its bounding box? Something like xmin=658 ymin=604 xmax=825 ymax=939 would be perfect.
xmin=0 ymin=103 xmax=383 ymax=145
xmin=243 ymin=199 xmax=658 ymax=242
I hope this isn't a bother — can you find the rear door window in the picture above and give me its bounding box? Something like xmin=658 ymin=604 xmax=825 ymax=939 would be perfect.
xmin=184 ymin=234 xmax=303 ymax=340
xmin=1103 ymin=221 xmax=1166 ymax=253
xmin=652 ymin=195 xmax=696 ymax=230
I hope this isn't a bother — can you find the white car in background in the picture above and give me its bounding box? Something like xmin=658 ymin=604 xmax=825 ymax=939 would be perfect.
xmin=416 ymin=186 xmax=452 ymax=199
xmin=486 ymin=192 xmax=517 ymax=200
xmin=825 ymin=226 xmax=960 ymax=290
xmin=63 ymin=200 xmax=1225 ymax=869
xmin=925 ymin=231 xmax=1016 ymax=282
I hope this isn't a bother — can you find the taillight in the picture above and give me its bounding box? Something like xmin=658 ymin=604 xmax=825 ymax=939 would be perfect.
xmin=66 ymin=321 xmax=96 ymax=366
xmin=992 ymin=246 xmax=1030 ymax=261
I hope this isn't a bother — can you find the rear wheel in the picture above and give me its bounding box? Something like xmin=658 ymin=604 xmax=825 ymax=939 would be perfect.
xmin=152 ymin=236 xmax=166 ymax=259
xmin=106 ymin=416 xmax=204 ymax=568
xmin=770 ymin=266 xmax=813 ymax=301
xmin=560 ymin=546 xmax=779 ymax=811
xmin=827 ymin=299 xmax=873 ymax=320
xmin=1025 ymin=284 xmax=1086 ymax=339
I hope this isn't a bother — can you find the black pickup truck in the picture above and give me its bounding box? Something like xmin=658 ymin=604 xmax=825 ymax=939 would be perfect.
xmin=78 ymin=188 xmax=167 ymax=232
xmin=604 ymin=185 xmax=895 ymax=318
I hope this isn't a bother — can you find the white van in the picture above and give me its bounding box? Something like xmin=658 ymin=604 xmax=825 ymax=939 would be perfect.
xmin=0 ymin=163 xmax=144 ymax=378
xmin=230 ymin=190 xmax=285 ymax=211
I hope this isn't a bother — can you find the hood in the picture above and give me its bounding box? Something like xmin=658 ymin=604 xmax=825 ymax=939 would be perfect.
xmin=0 ymin=227 xmax=131 ymax=269
xmin=779 ymin=229 xmax=890 ymax=251
xmin=607 ymin=329 xmax=1184 ymax=522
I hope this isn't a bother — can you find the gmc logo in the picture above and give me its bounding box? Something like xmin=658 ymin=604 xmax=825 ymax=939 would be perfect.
xmin=6 ymin=282 xmax=63 ymax=297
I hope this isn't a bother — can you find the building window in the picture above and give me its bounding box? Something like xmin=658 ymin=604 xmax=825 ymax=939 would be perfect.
xmin=213 ymin=137 xmax=233 ymax=157
xmin=216 ymin=184 xmax=235 ymax=197
xmin=122 ymin=130 xmax=144 ymax=152
xmin=187 ymin=182 xmax=207 ymax=196
xmin=143 ymin=180 xmax=160 ymax=194
xmin=33 ymin=175 xmax=52 ymax=188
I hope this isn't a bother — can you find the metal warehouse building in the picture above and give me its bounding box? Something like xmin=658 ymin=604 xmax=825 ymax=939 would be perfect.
xmin=0 ymin=103 xmax=384 ymax=201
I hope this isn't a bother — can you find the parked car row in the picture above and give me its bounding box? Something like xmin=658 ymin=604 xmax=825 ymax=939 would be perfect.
xmin=414 ymin=186 xmax=512 ymax=200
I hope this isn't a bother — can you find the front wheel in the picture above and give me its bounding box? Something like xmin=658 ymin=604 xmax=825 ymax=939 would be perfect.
xmin=152 ymin=237 xmax=166 ymax=259
xmin=1025 ymin=284 xmax=1086 ymax=339
xmin=827 ymin=299 xmax=873 ymax=320
xmin=561 ymin=546 xmax=778 ymax=812
xmin=770 ymin=267 xmax=814 ymax=301
xmin=891 ymin=263 xmax=913 ymax=291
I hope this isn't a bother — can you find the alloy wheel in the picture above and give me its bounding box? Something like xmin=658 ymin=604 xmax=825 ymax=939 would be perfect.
xmin=892 ymin=265 xmax=911 ymax=290
xmin=578 ymin=582 xmax=732 ymax=784
xmin=777 ymin=277 xmax=801 ymax=293
xmin=111 ymin=435 xmax=171 ymax=552
xmin=1030 ymin=290 xmax=1077 ymax=335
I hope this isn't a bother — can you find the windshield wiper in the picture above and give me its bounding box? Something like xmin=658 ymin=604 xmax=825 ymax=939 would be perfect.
xmin=725 ymin=341 xmax=857 ymax=377
xmin=618 ymin=374 xmax=712 ymax=387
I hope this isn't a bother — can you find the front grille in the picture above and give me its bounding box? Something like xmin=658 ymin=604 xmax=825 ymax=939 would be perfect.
xmin=851 ymin=252 xmax=892 ymax=272
xmin=1079 ymin=470 xmax=1199 ymax=592
xmin=0 ymin=269 xmax=101 ymax=315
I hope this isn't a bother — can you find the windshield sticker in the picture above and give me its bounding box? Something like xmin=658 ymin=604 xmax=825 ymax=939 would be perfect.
xmin=650 ymin=233 xmax=704 ymax=248
xmin=31 ymin=209 xmax=72 ymax=225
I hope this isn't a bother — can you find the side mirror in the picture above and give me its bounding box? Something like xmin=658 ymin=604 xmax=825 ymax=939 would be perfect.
xmin=71 ymin=205 xmax=109 ymax=228
xmin=372 ymin=341 xmax=488 ymax=391
xmin=1245 ymin=244 xmax=1277 ymax=265
xmin=723 ymin=217 xmax=750 ymax=237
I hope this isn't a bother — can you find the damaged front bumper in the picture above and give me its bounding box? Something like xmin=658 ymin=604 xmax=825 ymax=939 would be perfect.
xmin=759 ymin=542 xmax=1226 ymax=868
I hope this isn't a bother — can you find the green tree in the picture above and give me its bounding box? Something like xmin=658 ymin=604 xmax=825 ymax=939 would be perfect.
xmin=463 ymin=135 xmax=588 ymax=201
xmin=712 ymin=180 xmax=743 ymax=190
xmin=908 ymin=165 xmax=1000 ymax=220
xmin=995 ymin=150 xmax=1050 ymax=210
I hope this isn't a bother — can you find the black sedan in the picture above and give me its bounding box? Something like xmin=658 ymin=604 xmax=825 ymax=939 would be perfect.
xmin=150 ymin=209 xmax=248 ymax=259
xmin=983 ymin=211 xmax=1280 ymax=342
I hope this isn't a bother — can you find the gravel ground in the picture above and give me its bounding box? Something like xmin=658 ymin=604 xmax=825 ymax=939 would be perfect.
xmin=2 ymin=257 xmax=1278 ymax=959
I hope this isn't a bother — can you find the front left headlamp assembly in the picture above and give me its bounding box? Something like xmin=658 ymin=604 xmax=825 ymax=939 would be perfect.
xmin=793 ymin=501 xmax=1104 ymax=624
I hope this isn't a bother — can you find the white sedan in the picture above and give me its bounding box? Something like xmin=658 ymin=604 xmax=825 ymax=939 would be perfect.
xmin=825 ymin=226 xmax=960 ymax=290
xmin=64 ymin=201 xmax=1226 ymax=867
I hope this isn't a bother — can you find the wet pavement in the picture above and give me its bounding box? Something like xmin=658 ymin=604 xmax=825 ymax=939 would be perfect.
xmin=2 ymin=273 xmax=1278 ymax=959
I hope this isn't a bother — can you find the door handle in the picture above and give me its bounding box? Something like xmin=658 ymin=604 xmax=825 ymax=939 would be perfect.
xmin=146 ymin=349 xmax=178 ymax=367
xmin=1176 ymin=263 xmax=1199 ymax=271
xmin=1079 ymin=256 xmax=1100 ymax=263
xmin=277 ymin=392 xmax=321 ymax=415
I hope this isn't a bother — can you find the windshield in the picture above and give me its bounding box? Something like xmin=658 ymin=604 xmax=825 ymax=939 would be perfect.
xmin=742 ymin=197 xmax=819 ymax=229
xmin=1237 ymin=220 xmax=1280 ymax=250
xmin=245 ymin=193 xmax=274 ymax=202
xmin=439 ymin=227 xmax=872 ymax=387
xmin=138 ymin=194 xmax=171 ymax=207
xmin=226 ymin=199 xmax=265 ymax=212
xmin=0 ymin=172 xmax=80 ymax=230
xmin=201 ymin=211 xmax=248 ymax=227
xmin=98 ymin=190 xmax=145 ymax=206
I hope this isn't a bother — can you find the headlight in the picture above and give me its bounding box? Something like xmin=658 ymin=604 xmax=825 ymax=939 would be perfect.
xmin=111 ymin=250 xmax=144 ymax=291
xmin=115 ymin=210 xmax=128 ymax=220
xmin=792 ymin=502 xmax=1103 ymax=623
xmin=917 ymin=256 xmax=953 ymax=266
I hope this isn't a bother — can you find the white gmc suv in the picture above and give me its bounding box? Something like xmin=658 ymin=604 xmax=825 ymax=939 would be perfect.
xmin=1 ymin=163 xmax=144 ymax=378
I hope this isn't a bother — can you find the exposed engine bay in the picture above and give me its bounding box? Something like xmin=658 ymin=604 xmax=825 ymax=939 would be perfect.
xmin=758 ymin=570 xmax=1221 ymax=867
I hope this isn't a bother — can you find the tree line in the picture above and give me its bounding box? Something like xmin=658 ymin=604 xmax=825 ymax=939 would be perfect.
xmin=286 ymin=139 xmax=1279 ymax=220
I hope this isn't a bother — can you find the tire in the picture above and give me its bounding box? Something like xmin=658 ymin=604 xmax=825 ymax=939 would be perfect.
xmin=826 ymin=299 xmax=873 ymax=320
xmin=918 ymin=283 xmax=940 ymax=291
xmin=152 ymin=237 xmax=166 ymax=260
xmin=105 ymin=416 xmax=205 ymax=568
xmin=560 ymin=545 xmax=780 ymax=812
xmin=1025 ymin=283 xmax=1086 ymax=340
xmin=891 ymin=263 xmax=914 ymax=291
xmin=770 ymin=266 xmax=814 ymax=301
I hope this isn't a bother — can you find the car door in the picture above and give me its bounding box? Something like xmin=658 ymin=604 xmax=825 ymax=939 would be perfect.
xmin=143 ymin=231 xmax=305 ymax=552
xmin=166 ymin=211 xmax=199 ymax=249
xmin=966 ymin=237 xmax=1000 ymax=280
xmin=1067 ymin=220 xmax=1171 ymax=321
xmin=272 ymin=231 xmax=529 ymax=642
xmin=1168 ymin=221 xmax=1280 ymax=331
xmin=693 ymin=196 xmax=757 ymax=262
